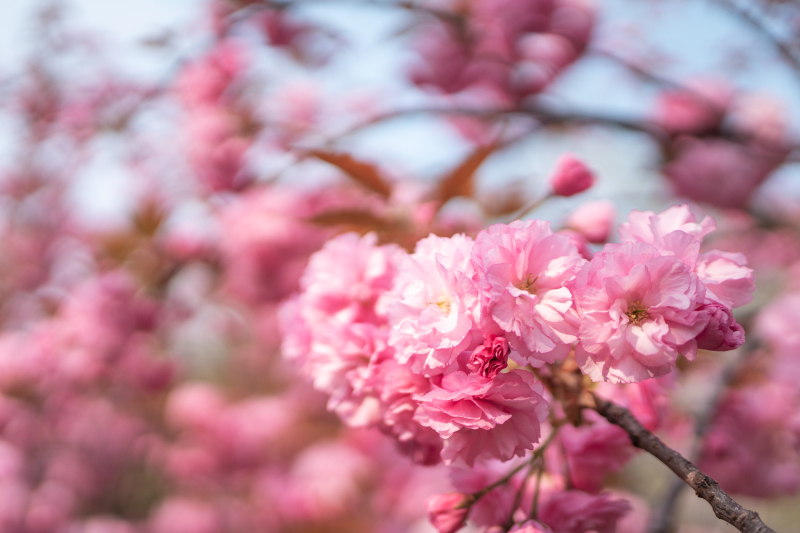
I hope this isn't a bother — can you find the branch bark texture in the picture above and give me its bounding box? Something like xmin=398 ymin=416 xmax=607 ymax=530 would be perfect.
xmin=592 ymin=395 xmax=776 ymax=533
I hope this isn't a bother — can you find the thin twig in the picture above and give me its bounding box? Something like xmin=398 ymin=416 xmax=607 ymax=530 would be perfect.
xmin=592 ymin=394 xmax=776 ymax=533
xmin=709 ymin=0 xmax=800 ymax=85
xmin=649 ymin=347 xmax=757 ymax=533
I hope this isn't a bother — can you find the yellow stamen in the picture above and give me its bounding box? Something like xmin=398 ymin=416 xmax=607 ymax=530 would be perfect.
xmin=626 ymin=300 xmax=649 ymax=326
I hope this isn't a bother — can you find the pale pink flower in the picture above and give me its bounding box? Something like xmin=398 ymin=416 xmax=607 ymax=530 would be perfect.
xmin=466 ymin=336 xmax=510 ymax=378
xmin=414 ymin=370 xmax=549 ymax=465
xmin=694 ymin=250 xmax=754 ymax=309
xmin=565 ymin=200 xmax=616 ymax=243
xmin=595 ymin=377 xmax=672 ymax=432
xmin=174 ymin=41 xmax=244 ymax=108
xmin=539 ymin=490 xmax=631 ymax=533
xmin=387 ymin=234 xmax=482 ymax=375
xmin=572 ymin=242 xmax=706 ymax=383
xmin=472 ymin=220 xmax=585 ymax=365
xmin=548 ymin=154 xmax=595 ymax=197
xmin=300 ymin=232 xmax=404 ymax=327
xmin=618 ymin=204 xmax=715 ymax=265
xmin=425 ymin=493 xmax=474 ymax=533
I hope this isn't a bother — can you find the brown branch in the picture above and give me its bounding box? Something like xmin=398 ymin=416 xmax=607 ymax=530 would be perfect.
xmin=649 ymin=346 xmax=759 ymax=533
xmin=591 ymin=394 xmax=776 ymax=533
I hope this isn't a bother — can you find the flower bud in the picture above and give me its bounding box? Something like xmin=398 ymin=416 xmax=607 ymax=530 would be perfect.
xmin=548 ymin=154 xmax=595 ymax=197
xmin=565 ymin=200 xmax=616 ymax=243
xmin=696 ymin=302 xmax=745 ymax=351
xmin=467 ymin=336 xmax=510 ymax=378
xmin=426 ymin=493 xmax=475 ymax=533
xmin=509 ymin=520 xmax=553 ymax=533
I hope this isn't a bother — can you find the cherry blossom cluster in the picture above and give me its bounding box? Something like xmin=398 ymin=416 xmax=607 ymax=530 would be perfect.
xmin=280 ymin=204 xmax=754 ymax=471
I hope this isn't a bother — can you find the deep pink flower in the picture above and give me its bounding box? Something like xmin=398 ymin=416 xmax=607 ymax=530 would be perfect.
xmin=414 ymin=370 xmax=549 ymax=465
xmin=653 ymin=82 xmax=731 ymax=136
xmin=387 ymin=234 xmax=482 ymax=376
xmin=466 ymin=336 xmax=510 ymax=378
xmin=538 ymin=490 xmax=630 ymax=533
xmin=572 ymin=242 xmax=706 ymax=383
xmin=425 ymin=493 xmax=474 ymax=533
xmin=548 ymin=154 xmax=595 ymax=197
xmin=472 ymin=220 xmax=585 ymax=366
xmin=695 ymin=303 xmax=745 ymax=351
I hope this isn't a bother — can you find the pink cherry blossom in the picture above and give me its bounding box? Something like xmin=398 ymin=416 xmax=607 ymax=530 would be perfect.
xmin=472 ymin=219 xmax=585 ymax=366
xmin=694 ymin=250 xmax=754 ymax=309
xmin=538 ymin=490 xmax=631 ymax=533
xmin=572 ymin=242 xmax=707 ymax=383
xmin=414 ymin=370 xmax=549 ymax=465
xmin=548 ymin=154 xmax=596 ymax=197
xmin=386 ymin=233 xmax=482 ymax=375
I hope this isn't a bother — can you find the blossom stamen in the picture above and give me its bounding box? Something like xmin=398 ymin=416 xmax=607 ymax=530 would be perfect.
xmin=625 ymin=301 xmax=649 ymax=326
xmin=517 ymin=274 xmax=539 ymax=294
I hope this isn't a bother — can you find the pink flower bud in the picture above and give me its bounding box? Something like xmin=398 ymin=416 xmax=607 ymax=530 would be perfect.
xmin=548 ymin=154 xmax=595 ymax=196
xmin=696 ymin=303 xmax=745 ymax=351
xmin=565 ymin=200 xmax=616 ymax=243
xmin=467 ymin=336 xmax=510 ymax=378
xmin=426 ymin=493 xmax=475 ymax=533
xmin=509 ymin=520 xmax=553 ymax=533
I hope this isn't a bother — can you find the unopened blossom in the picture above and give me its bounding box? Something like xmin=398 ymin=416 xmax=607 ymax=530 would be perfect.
xmin=414 ymin=370 xmax=549 ymax=465
xmin=565 ymin=200 xmax=616 ymax=244
xmin=509 ymin=520 xmax=553 ymax=533
xmin=426 ymin=493 xmax=475 ymax=533
xmin=538 ymin=490 xmax=631 ymax=533
xmin=571 ymin=242 xmax=706 ymax=383
xmin=472 ymin=220 xmax=585 ymax=366
xmin=386 ymin=233 xmax=482 ymax=375
xmin=548 ymin=154 xmax=595 ymax=197
xmin=695 ymin=303 xmax=745 ymax=351
xmin=466 ymin=336 xmax=510 ymax=378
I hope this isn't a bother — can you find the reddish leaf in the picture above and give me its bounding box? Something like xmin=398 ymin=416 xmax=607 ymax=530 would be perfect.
xmin=309 ymin=150 xmax=392 ymax=198
xmin=437 ymin=144 xmax=495 ymax=204
xmin=308 ymin=209 xmax=387 ymax=230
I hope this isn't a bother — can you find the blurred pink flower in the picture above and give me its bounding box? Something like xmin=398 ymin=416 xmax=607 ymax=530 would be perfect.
xmin=539 ymin=490 xmax=630 ymax=533
xmin=565 ymin=200 xmax=616 ymax=243
xmin=426 ymin=493 xmax=474 ymax=533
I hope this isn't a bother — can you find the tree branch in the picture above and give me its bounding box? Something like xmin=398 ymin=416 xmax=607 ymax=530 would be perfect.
xmin=591 ymin=394 xmax=776 ymax=533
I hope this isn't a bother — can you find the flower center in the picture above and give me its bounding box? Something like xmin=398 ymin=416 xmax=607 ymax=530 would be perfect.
xmin=517 ymin=274 xmax=538 ymax=294
xmin=433 ymin=298 xmax=451 ymax=314
xmin=626 ymin=301 xmax=649 ymax=326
